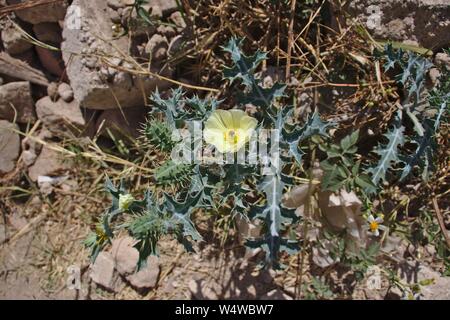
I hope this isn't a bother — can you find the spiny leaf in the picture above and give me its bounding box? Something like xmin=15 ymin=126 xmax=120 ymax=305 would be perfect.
xmin=150 ymin=87 xmax=184 ymax=128
xmin=283 ymin=111 xmax=333 ymax=163
xmin=143 ymin=119 xmax=177 ymax=153
xmin=155 ymin=160 xmax=194 ymax=186
xmin=222 ymin=38 xmax=267 ymax=88
xmin=238 ymin=83 xmax=287 ymax=109
xmin=367 ymin=110 xmax=405 ymax=185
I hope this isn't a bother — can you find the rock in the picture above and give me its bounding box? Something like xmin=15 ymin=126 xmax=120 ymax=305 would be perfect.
xmin=188 ymin=279 xmax=219 ymax=300
xmin=21 ymin=128 xmax=52 ymax=167
xmin=47 ymin=82 xmax=60 ymax=101
xmin=0 ymin=51 xmax=49 ymax=87
xmin=95 ymin=106 xmax=148 ymax=138
xmin=90 ymin=252 xmax=123 ymax=292
xmin=395 ymin=261 xmax=450 ymax=300
xmin=37 ymin=175 xmax=68 ymax=195
xmin=61 ymin=0 xmax=172 ymax=109
xmin=111 ymin=236 xmax=139 ymax=276
xmin=106 ymin=0 xmax=129 ymax=10
xmin=28 ymin=146 xmax=69 ymax=181
xmin=110 ymin=236 xmax=160 ymax=290
xmin=335 ymin=0 xmax=450 ymax=50
xmin=145 ymin=34 xmax=168 ymax=61
xmin=35 ymin=96 xmax=85 ymax=133
xmin=126 ymin=256 xmax=161 ymax=290
xmin=57 ymin=83 xmax=74 ymax=102
xmin=429 ymin=68 xmax=441 ymax=86
xmin=260 ymin=289 xmax=293 ymax=300
xmin=435 ymin=52 xmax=450 ymax=71
xmin=157 ymin=25 xmax=176 ymax=39
xmin=168 ymin=35 xmax=184 ymax=56
xmin=0 ymin=120 xmax=20 ymax=174
xmin=6 ymin=0 xmax=69 ymax=24
xmin=35 ymin=47 xmax=65 ymax=77
xmin=170 ymin=11 xmax=187 ymax=29
xmin=0 ymin=81 xmax=35 ymax=123
xmin=32 ymin=23 xmax=63 ymax=44
xmin=0 ymin=21 xmax=33 ymax=55
xmin=150 ymin=0 xmax=178 ymax=16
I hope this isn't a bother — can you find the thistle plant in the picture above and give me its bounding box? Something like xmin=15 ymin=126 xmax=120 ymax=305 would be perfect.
xmin=84 ymin=40 xmax=448 ymax=272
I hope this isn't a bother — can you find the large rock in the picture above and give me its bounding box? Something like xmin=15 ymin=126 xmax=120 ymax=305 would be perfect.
xmin=6 ymin=0 xmax=69 ymax=24
xmin=126 ymin=256 xmax=160 ymax=290
xmin=61 ymin=0 xmax=172 ymax=110
xmin=111 ymin=236 xmax=139 ymax=276
xmin=0 ymin=120 xmax=20 ymax=174
xmin=110 ymin=236 xmax=161 ymax=290
xmin=35 ymin=96 xmax=85 ymax=132
xmin=0 ymin=81 xmax=35 ymax=123
xmin=90 ymin=252 xmax=124 ymax=293
xmin=334 ymin=0 xmax=450 ymax=49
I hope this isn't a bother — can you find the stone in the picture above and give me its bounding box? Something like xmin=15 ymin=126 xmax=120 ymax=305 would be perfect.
xmin=428 ymin=68 xmax=441 ymax=87
xmin=260 ymin=289 xmax=293 ymax=300
xmin=332 ymin=0 xmax=450 ymax=50
xmin=57 ymin=83 xmax=74 ymax=102
xmin=35 ymin=96 xmax=85 ymax=133
xmin=170 ymin=11 xmax=187 ymax=29
xmin=47 ymin=82 xmax=60 ymax=101
xmin=126 ymin=256 xmax=161 ymax=290
xmin=0 ymin=81 xmax=35 ymax=124
xmin=90 ymin=252 xmax=123 ymax=292
xmin=397 ymin=261 xmax=450 ymax=300
xmin=188 ymin=280 xmax=219 ymax=300
xmin=435 ymin=52 xmax=450 ymax=71
xmin=20 ymin=128 xmax=51 ymax=167
xmin=111 ymin=236 xmax=139 ymax=276
xmin=0 ymin=21 xmax=33 ymax=55
xmin=150 ymin=0 xmax=178 ymax=16
xmin=145 ymin=34 xmax=168 ymax=61
xmin=157 ymin=25 xmax=176 ymax=39
xmin=28 ymin=146 xmax=70 ymax=181
xmin=61 ymin=0 xmax=172 ymax=109
xmin=0 ymin=120 xmax=20 ymax=174
xmin=6 ymin=0 xmax=69 ymax=24
xmin=35 ymin=47 xmax=65 ymax=77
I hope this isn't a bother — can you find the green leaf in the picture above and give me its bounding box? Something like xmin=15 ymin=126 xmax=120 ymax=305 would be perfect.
xmin=238 ymin=83 xmax=287 ymax=109
xmin=367 ymin=110 xmax=405 ymax=185
xmin=340 ymin=130 xmax=359 ymax=153
xmin=137 ymin=6 xmax=153 ymax=25
xmin=222 ymin=38 xmax=267 ymax=88
xmin=283 ymin=111 xmax=333 ymax=163
xmin=154 ymin=160 xmax=193 ymax=186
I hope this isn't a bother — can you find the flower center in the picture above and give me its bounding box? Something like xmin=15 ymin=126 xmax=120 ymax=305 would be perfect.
xmin=370 ymin=221 xmax=379 ymax=232
xmin=224 ymin=130 xmax=239 ymax=145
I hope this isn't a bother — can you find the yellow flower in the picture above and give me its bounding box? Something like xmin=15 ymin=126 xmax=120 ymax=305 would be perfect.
xmin=119 ymin=194 xmax=134 ymax=211
xmin=204 ymin=109 xmax=258 ymax=153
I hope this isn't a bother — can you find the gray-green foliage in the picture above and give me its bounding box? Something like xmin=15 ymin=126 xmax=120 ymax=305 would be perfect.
xmin=85 ymin=38 xmax=335 ymax=269
xmin=368 ymin=45 xmax=448 ymax=184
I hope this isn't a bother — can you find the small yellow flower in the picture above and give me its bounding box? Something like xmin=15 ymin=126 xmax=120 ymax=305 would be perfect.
xmin=204 ymin=109 xmax=258 ymax=153
xmin=119 ymin=194 xmax=134 ymax=211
